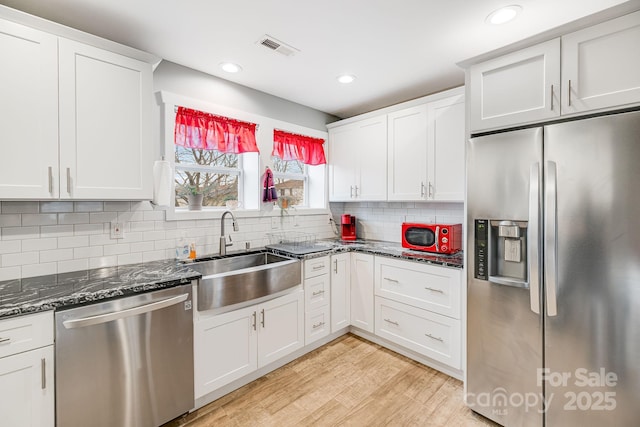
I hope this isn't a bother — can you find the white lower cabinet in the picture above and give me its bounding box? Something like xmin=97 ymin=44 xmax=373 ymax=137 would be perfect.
xmin=373 ymin=257 xmax=463 ymax=371
xmin=375 ymin=296 xmax=461 ymax=369
xmin=0 ymin=312 xmax=54 ymax=427
xmin=194 ymin=290 xmax=304 ymax=398
xmin=330 ymin=253 xmax=351 ymax=332
xmin=303 ymin=256 xmax=331 ymax=345
xmin=350 ymin=253 xmax=375 ymax=333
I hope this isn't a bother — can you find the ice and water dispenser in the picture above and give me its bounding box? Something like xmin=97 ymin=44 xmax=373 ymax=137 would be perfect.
xmin=474 ymin=219 xmax=529 ymax=287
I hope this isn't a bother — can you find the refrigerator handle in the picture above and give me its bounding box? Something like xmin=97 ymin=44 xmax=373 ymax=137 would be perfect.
xmin=528 ymin=163 xmax=541 ymax=315
xmin=545 ymin=161 xmax=559 ymax=317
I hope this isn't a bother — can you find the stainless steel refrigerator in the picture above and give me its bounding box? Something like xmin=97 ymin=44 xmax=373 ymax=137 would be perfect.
xmin=466 ymin=109 xmax=640 ymax=426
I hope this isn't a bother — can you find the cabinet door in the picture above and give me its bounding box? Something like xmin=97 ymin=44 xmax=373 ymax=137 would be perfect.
xmin=305 ymin=305 xmax=331 ymax=345
xmin=0 ymin=346 xmax=54 ymax=427
xmin=0 ymin=19 xmax=59 ymax=199
xmin=58 ymin=38 xmax=152 ymax=200
xmin=387 ymin=105 xmax=428 ymax=201
xmin=427 ymin=93 xmax=465 ymax=201
xmin=357 ymin=116 xmax=387 ymax=200
xmin=194 ymin=306 xmax=257 ymax=398
xmin=562 ymin=11 xmax=640 ymax=115
xmin=328 ymin=124 xmax=359 ymax=201
xmin=257 ymin=290 xmax=304 ymax=368
xmin=469 ymin=39 xmax=560 ymax=132
xmin=350 ymin=253 xmax=374 ymax=333
xmin=330 ymin=253 xmax=351 ymax=332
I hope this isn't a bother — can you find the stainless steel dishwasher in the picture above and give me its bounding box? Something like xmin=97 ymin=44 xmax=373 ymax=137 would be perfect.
xmin=55 ymin=283 xmax=195 ymax=427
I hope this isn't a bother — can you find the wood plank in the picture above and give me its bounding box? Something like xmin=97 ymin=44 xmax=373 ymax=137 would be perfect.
xmin=163 ymin=334 xmax=498 ymax=427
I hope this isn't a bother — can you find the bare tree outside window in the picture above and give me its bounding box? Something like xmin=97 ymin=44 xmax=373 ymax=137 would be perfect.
xmin=174 ymin=146 xmax=240 ymax=208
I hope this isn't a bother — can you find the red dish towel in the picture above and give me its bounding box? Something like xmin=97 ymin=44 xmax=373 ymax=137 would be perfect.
xmin=263 ymin=167 xmax=278 ymax=202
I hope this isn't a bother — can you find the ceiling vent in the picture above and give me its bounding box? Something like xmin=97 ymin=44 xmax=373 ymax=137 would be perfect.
xmin=258 ymin=35 xmax=299 ymax=57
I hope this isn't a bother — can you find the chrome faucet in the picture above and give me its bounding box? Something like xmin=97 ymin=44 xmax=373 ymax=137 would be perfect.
xmin=219 ymin=210 xmax=239 ymax=255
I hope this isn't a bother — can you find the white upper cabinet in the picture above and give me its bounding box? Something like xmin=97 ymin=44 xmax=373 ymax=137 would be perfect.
xmin=328 ymin=115 xmax=387 ymax=201
xmin=427 ymin=93 xmax=465 ymax=201
xmin=0 ymin=20 xmax=59 ymax=199
xmin=561 ymin=11 xmax=640 ymax=115
xmin=0 ymin=15 xmax=153 ymax=200
xmin=58 ymin=39 xmax=152 ymax=200
xmin=469 ymin=11 xmax=640 ymax=132
xmin=469 ymin=39 xmax=561 ymax=132
xmin=387 ymin=88 xmax=465 ymax=202
xmin=387 ymin=105 xmax=429 ymax=201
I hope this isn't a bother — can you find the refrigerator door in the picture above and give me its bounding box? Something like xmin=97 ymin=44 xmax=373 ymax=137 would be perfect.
xmin=544 ymin=111 xmax=640 ymax=425
xmin=467 ymin=128 xmax=543 ymax=426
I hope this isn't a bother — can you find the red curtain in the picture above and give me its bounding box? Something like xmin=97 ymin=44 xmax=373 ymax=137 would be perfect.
xmin=272 ymin=130 xmax=326 ymax=165
xmin=174 ymin=107 xmax=259 ymax=153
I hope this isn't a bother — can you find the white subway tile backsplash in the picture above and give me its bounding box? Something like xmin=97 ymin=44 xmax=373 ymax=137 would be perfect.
xmin=143 ymin=210 xmax=165 ymax=221
xmin=40 ymin=201 xmax=74 ymax=213
xmin=58 ymin=236 xmax=90 ymax=249
xmin=89 ymin=256 xmax=118 ymax=269
xmin=41 ymin=225 xmax=74 ymax=238
xmin=58 ymin=213 xmax=90 ymax=225
xmin=2 ymin=226 xmax=40 ymax=240
xmin=131 ymin=241 xmax=155 ymax=253
xmin=22 ymin=262 xmax=57 ymax=278
xmin=73 ymin=202 xmax=104 ymax=212
xmin=0 ymin=214 xmax=21 ymax=227
xmin=0 ymin=240 xmax=21 ymax=254
xmin=40 ymin=249 xmax=74 ymax=263
xmin=103 ymin=244 xmax=132 ymax=256
xmin=0 ymin=266 xmax=21 ymax=281
xmin=142 ymin=250 xmax=167 ymax=263
xmin=143 ymin=230 xmax=165 ymax=241
xmin=74 ymin=246 xmax=103 ymax=259
xmin=130 ymin=221 xmax=154 ymax=232
xmin=89 ymin=212 xmax=118 ymax=224
xmin=58 ymin=259 xmax=89 ymax=274
xmin=89 ymin=234 xmax=113 ymax=246
xmin=104 ymin=201 xmax=131 ymax=212
xmin=22 ymin=238 xmax=57 ymax=252
xmin=3 ymin=251 xmax=39 ymax=267
xmin=117 ymin=253 xmax=143 ymax=265
xmin=74 ymin=223 xmax=105 ymax=236
xmin=1 ymin=202 xmax=39 ymax=214
xmin=21 ymin=214 xmax=58 ymax=226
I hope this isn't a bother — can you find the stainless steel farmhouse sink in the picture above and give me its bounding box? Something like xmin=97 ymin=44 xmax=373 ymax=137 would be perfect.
xmin=188 ymin=251 xmax=301 ymax=311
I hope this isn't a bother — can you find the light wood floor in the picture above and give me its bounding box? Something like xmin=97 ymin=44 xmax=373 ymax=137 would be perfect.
xmin=164 ymin=334 xmax=498 ymax=427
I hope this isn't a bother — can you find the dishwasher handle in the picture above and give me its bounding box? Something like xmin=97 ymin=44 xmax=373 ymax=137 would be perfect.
xmin=62 ymin=293 xmax=189 ymax=329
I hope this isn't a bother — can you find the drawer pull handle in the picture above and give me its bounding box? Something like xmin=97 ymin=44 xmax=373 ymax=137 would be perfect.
xmin=261 ymin=309 xmax=265 ymax=328
xmin=0 ymin=337 xmax=11 ymax=344
xmin=425 ymin=333 xmax=444 ymax=343
xmin=384 ymin=318 xmax=399 ymax=326
xmin=334 ymin=259 xmax=338 ymax=274
xmin=312 ymin=290 xmax=325 ymax=296
xmin=312 ymin=321 xmax=325 ymax=329
xmin=384 ymin=278 xmax=399 ymax=283
xmin=424 ymin=287 xmax=444 ymax=293
xmin=312 ymin=264 xmax=324 ymax=271
xmin=41 ymin=358 xmax=46 ymax=389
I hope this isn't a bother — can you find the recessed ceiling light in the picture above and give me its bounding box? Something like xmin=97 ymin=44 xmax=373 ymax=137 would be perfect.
xmin=337 ymin=74 xmax=356 ymax=84
xmin=486 ymin=5 xmax=522 ymax=25
xmin=220 ymin=62 xmax=242 ymax=73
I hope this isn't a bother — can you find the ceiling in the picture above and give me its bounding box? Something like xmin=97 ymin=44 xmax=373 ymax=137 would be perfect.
xmin=0 ymin=0 xmax=635 ymax=118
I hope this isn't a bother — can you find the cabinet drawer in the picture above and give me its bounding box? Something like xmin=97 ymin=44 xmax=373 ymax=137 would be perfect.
xmin=304 ymin=274 xmax=330 ymax=311
xmin=0 ymin=312 xmax=54 ymax=359
xmin=305 ymin=305 xmax=330 ymax=345
xmin=375 ymin=257 xmax=461 ymax=318
xmin=375 ymin=297 xmax=460 ymax=369
xmin=304 ymin=256 xmax=330 ymax=279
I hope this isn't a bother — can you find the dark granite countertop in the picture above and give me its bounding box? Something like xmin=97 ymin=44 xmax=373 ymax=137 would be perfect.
xmin=0 ymin=260 xmax=201 ymax=320
xmin=267 ymin=239 xmax=464 ymax=269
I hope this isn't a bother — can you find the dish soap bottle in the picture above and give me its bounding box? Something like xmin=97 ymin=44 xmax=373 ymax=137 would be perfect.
xmin=176 ymin=233 xmax=189 ymax=260
xmin=189 ymin=242 xmax=197 ymax=260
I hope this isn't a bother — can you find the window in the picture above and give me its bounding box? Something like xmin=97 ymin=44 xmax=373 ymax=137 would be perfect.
xmin=174 ymin=146 xmax=241 ymax=208
xmin=271 ymin=157 xmax=307 ymax=207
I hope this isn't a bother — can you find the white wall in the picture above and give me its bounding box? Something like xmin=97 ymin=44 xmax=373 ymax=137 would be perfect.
xmin=330 ymin=201 xmax=464 ymax=242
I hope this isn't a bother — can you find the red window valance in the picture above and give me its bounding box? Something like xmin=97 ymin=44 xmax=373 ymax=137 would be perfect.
xmin=174 ymin=107 xmax=259 ymax=154
xmin=272 ymin=130 xmax=326 ymax=165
